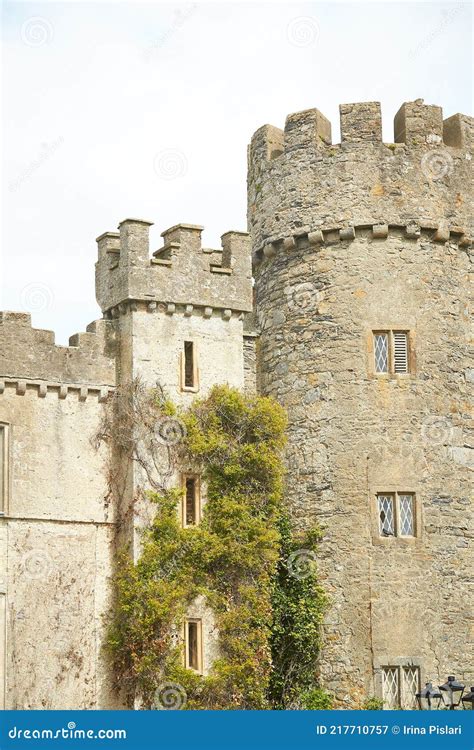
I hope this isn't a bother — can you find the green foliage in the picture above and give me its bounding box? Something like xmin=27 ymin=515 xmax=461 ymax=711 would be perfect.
xmin=106 ymin=385 xmax=327 ymax=709
xmin=363 ymin=696 xmax=384 ymax=710
xmin=269 ymin=514 xmax=328 ymax=709
xmin=300 ymin=688 xmax=334 ymax=710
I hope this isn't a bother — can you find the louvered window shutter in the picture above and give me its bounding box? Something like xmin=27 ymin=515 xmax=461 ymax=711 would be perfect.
xmin=393 ymin=332 xmax=408 ymax=373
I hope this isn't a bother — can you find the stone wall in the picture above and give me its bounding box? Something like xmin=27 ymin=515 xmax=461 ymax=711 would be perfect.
xmin=0 ymin=317 xmax=118 ymax=708
xmin=249 ymin=101 xmax=473 ymax=706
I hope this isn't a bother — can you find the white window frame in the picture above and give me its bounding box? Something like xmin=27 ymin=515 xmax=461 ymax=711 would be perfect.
xmin=377 ymin=492 xmax=416 ymax=538
xmin=0 ymin=423 xmax=10 ymax=515
xmin=373 ymin=330 xmax=410 ymax=375
xmin=381 ymin=665 xmax=420 ymax=709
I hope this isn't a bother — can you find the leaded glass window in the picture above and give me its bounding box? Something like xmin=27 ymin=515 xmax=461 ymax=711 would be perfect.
xmin=378 ymin=494 xmax=395 ymax=535
xmin=399 ymin=494 xmax=415 ymax=536
xmin=374 ymin=333 xmax=389 ymax=373
xmin=377 ymin=492 xmax=417 ymax=538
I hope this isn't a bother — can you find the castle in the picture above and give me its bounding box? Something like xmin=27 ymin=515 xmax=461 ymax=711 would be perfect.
xmin=0 ymin=99 xmax=472 ymax=709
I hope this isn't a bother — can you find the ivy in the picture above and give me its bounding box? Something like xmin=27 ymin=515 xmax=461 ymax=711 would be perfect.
xmin=269 ymin=515 xmax=330 ymax=709
xmin=105 ymin=385 xmax=328 ymax=709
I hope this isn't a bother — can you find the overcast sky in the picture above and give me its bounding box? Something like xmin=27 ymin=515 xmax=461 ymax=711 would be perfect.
xmin=1 ymin=1 xmax=472 ymax=343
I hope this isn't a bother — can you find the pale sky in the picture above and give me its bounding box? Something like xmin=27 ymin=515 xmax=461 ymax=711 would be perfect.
xmin=1 ymin=1 xmax=472 ymax=343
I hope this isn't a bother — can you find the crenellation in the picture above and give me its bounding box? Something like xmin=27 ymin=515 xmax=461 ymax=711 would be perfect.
xmin=160 ymin=223 xmax=204 ymax=249
xmin=443 ymin=112 xmax=473 ymax=149
xmin=118 ymin=218 xmax=153 ymax=267
xmin=96 ymin=219 xmax=252 ymax=314
xmin=248 ymin=100 xmax=473 ymax=250
xmin=248 ymin=124 xmax=285 ymax=166
xmin=0 ymin=313 xmax=116 ymax=387
xmin=340 ymin=102 xmax=382 ymax=143
xmin=284 ymin=108 xmax=332 ymax=150
xmin=394 ymin=99 xmax=443 ymax=144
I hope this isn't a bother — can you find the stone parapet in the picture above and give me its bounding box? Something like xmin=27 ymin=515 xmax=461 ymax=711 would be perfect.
xmin=95 ymin=220 xmax=252 ymax=315
xmin=0 ymin=313 xmax=116 ymax=387
xmin=248 ymin=100 xmax=473 ymax=250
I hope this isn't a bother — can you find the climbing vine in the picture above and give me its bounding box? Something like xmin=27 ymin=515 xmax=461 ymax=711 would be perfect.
xmin=103 ymin=384 xmax=329 ymax=709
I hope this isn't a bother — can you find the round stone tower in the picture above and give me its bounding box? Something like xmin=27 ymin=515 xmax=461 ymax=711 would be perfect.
xmin=248 ymin=100 xmax=473 ymax=707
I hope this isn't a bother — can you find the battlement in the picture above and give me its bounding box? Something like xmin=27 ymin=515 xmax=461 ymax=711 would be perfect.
xmin=248 ymin=100 xmax=473 ymax=251
xmin=95 ymin=219 xmax=252 ymax=315
xmin=0 ymin=312 xmax=116 ymax=395
xmin=250 ymin=100 xmax=472 ymax=160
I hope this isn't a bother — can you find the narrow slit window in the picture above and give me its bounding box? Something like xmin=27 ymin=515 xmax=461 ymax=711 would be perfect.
xmin=378 ymin=494 xmax=395 ymax=536
xmin=184 ymin=341 xmax=195 ymax=389
xmin=393 ymin=332 xmax=408 ymax=373
xmin=183 ymin=476 xmax=200 ymax=527
xmin=185 ymin=619 xmax=202 ymax=673
xmin=0 ymin=425 xmax=8 ymax=514
xmin=374 ymin=333 xmax=389 ymax=373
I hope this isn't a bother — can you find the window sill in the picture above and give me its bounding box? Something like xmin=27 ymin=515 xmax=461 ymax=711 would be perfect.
xmin=373 ymin=535 xmax=420 ymax=545
xmin=370 ymin=373 xmax=414 ymax=380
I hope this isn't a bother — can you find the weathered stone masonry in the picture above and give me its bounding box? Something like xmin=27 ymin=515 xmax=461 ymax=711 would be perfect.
xmin=0 ymin=99 xmax=472 ymax=708
xmin=249 ymin=99 xmax=473 ymax=705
